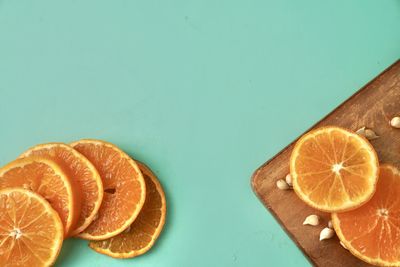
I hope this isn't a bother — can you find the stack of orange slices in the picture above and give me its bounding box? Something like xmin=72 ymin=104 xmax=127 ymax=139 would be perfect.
xmin=0 ymin=139 xmax=166 ymax=266
xmin=290 ymin=126 xmax=400 ymax=266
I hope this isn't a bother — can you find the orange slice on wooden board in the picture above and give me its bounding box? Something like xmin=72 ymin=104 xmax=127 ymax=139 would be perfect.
xmin=19 ymin=143 xmax=103 ymax=236
xmin=70 ymin=139 xmax=146 ymax=240
xmin=89 ymin=161 xmax=166 ymax=258
xmin=290 ymin=126 xmax=379 ymax=212
xmin=0 ymin=157 xmax=78 ymax=237
xmin=0 ymin=188 xmax=63 ymax=266
xmin=332 ymin=165 xmax=400 ymax=267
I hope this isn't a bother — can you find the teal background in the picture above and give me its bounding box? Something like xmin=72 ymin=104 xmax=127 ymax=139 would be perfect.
xmin=0 ymin=1 xmax=399 ymax=266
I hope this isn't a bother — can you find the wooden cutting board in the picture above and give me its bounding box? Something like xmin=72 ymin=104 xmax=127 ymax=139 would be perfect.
xmin=251 ymin=60 xmax=400 ymax=267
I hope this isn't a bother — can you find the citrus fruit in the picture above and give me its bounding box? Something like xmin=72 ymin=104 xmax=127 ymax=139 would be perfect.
xmin=0 ymin=188 xmax=63 ymax=267
xmin=70 ymin=139 xmax=146 ymax=240
xmin=19 ymin=143 xmax=103 ymax=236
xmin=332 ymin=165 xmax=400 ymax=266
xmin=290 ymin=126 xmax=379 ymax=212
xmin=0 ymin=157 xmax=78 ymax=237
xmin=89 ymin=161 xmax=166 ymax=258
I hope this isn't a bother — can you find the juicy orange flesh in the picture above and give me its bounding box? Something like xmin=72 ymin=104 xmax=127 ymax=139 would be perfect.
xmin=23 ymin=145 xmax=101 ymax=234
xmin=73 ymin=143 xmax=143 ymax=236
xmin=0 ymin=190 xmax=62 ymax=266
xmin=294 ymin=129 xmax=376 ymax=208
xmin=0 ymin=162 xmax=72 ymax=235
xmin=335 ymin=166 xmax=400 ymax=263
xmin=90 ymin=165 xmax=163 ymax=254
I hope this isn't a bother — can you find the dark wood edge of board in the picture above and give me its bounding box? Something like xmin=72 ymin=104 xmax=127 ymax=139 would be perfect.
xmin=250 ymin=59 xmax=400 ymax=266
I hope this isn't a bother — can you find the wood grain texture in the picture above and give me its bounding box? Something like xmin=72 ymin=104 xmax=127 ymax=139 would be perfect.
xmin=251 ymin=60 xmax=400 ymax=267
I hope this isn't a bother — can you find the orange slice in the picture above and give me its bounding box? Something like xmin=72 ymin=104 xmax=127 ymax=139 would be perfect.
xmin=0 ymin=188 xmax=63 ymax=266
xmin=70 ymin=139 xmax=146 ymax=240
xmin=19 ymin=143 xmax=103 ymax=236
xmin=0 ymin=157 xmax=78 ymax=237
xmin=89 ymin=161 xmax=166 ymax=258
xmin=290 ymin=126 xmax=379 ymax=212
xmin=333 ymin=165 xmax=400 ymax=266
